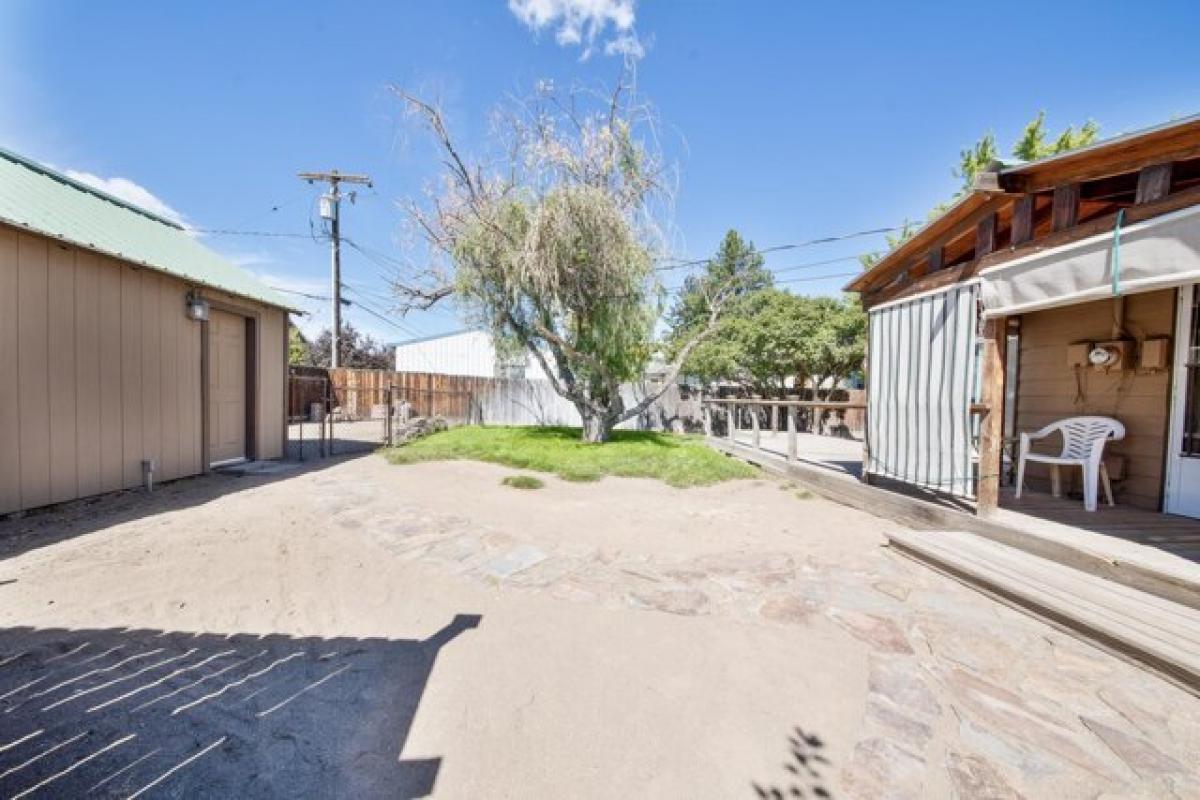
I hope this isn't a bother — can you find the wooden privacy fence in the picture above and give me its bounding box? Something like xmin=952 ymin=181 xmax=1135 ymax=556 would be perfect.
xmin=287 ymin=366 xmax=702 ymax=431
xmin=289 ymin=367 xmax=487 ymax=422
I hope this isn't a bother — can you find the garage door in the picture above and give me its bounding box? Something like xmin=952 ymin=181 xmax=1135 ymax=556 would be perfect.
xmin=208 ymin=309 xmax=247 ymax=465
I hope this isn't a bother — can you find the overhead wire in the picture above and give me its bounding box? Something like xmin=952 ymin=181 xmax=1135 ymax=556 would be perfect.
xmin=653 ymin=225 xmax=905 ymax=271
xmin=193 ymin=228 xmax=317 ymax=239
xmin=221 ymin=186 xmax=315 ymax=231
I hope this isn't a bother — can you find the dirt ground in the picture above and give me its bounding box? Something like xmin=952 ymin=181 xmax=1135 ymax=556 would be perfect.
xmin=1 ymin=453 xmax=1198 ymax=798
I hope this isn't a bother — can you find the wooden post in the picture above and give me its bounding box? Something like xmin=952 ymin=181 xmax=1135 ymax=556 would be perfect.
xmin=703 ymin=404 xmax=712 ymax=436
xmin=786 ymin=406 xmax=797 ymax=462
xmin=752 ymin=406 xmax=761 ymax=450
xmin=927 ymin=246 xmax=944 ymax=273
xmin=1052 ymin=183 xmax=1079 ymax=231
xmin=1136 ymin=163 xmax=1173 ymax=204
xmin=728 ymin=403 xmax=736 ymax=441
xmin=975 ymin=213 xmax=997 ymax=257
xmin=977 ymin=315 xmax=1007 ymax=515
xmin=770 ymin=403 xmax=779 ymax=432
xmin=1012 ymin=195 xmax=1035 ymax=245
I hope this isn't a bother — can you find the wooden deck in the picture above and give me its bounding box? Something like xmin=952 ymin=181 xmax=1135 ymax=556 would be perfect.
xmin=708 ymin=436 xmax=1200 ymax=609
xmin=728 ymin=429 xmax=864 ymax=479
xmin=996 ymin=488 xmax=1200 ymax=565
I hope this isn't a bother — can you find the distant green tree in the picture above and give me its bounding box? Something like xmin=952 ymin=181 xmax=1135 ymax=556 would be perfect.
xmin=288 ymin=323 xmax=311 ymax=365
xmin=682 ymin=290 xmax=866 ymax=396
xmin=309 ymin=323 xmax=393 ymax=370
xmin=667 ymin=229 xmax=773 ymax=340
xmin=1013 ymin=111 xmax=1100 ymax=161
xmin=954 ymin=131 xmax=999 ymax=190
xmin=859 ymin=112 xmax=1101 ymax=269
xmin=804 ymin=295 xmax=868 ymax=396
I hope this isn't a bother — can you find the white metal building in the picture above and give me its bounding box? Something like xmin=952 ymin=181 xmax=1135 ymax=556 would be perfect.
xmin=393 ymin=329 xmax=549 ymax=380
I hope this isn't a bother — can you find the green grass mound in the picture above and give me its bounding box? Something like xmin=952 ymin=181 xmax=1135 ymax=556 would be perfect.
xmin=501 ymin=474 xmax=545 ymax=490
xmin=385 ymin=426 xmax=757 ymax=488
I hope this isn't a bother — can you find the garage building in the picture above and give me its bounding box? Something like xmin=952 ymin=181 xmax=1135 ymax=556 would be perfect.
xmin=0 ymin=148 xmax=297 ymax=515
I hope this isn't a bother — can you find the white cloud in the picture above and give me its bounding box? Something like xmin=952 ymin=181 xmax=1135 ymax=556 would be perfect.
xmin=63 ymin=169 xmax=191 ymax=230
xmin=508 ymin=0 xmax=643 ymax=60
xmin=604 ymin=31 xmax=645 ymax=59
xmin=223 ymin=250 xmax=276 ymax=269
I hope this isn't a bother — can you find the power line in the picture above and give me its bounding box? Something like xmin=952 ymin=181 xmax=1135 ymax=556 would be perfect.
xmin=341 ymin=238 xmax=406 ymax=284
xmin=657 ymin=270 xmax=860 ymax=298
xmin=226 ymin=187 xmax=313 ymax=230
xmin=270 ymin=286 xmax=333 ymax=302
xmin=662 ymin=254 xmax=864 ymax=288
xmin=653 ymin=225 xmax=904 ymax=272
xmin=776 ymin=270 xmax=860 ymax=286
xmin=768 ymin=254 xmax=865 ymax=276
xmin=341 ymin=284 xmax=429 ymax=339
xmin=193 ymin=228 xmax=318 ymax=239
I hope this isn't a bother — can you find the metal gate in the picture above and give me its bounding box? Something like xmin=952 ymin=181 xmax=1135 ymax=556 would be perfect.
xmin=286 ymin=367 xmax=478 ymax=460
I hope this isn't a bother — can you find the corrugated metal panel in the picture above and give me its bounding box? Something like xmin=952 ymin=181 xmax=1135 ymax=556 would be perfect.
xmin=867 ymin=283 xmax=979 ymax=498
xmin=394 ymin=330 xmax=548 ymax=380
xmin=0 ymin=148 xmax=295 ymax=311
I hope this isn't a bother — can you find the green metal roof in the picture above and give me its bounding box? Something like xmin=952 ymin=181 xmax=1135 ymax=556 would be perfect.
xmin=0 ymin=148 xmax=298 ymax=311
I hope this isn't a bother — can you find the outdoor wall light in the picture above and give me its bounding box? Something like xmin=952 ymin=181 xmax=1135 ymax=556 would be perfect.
xmin=186 ymin=293 xmax=210 ymax=321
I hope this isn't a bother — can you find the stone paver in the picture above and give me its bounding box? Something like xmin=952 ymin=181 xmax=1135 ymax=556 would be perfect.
xmin=0 ymin=456 xmax=1198 ymax=797
xmin=300 ymin=461 xmax=1200 ymax=797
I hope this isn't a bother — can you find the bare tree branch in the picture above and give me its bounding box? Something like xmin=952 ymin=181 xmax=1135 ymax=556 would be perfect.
xmin=616 ymin=278 xmax=736 ymax=425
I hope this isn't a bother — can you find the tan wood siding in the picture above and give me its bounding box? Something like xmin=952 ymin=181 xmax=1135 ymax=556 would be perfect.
xmin=47 ymin=243 xmax=77 ymax=504
xmin=120 ymin=263 xmax=143 ymax=488
xmin=0 ymin=224 xmax=287 ymax=515
xmin=257 ymin=307 xmax=285 ymax=459
xmin=17 ymin=233 xmax=50 ymax=510
xmin=182 ymin=295 xmax=201 ymax=476
xmin=159 ymin=273 xmax=180 ymax=481
xmin=0 ymin=228 xmax=19 ymax=513
xmin=75 ymin=250 xmax=102 ymax=498
xmin=141 ymin=272 xmax=162 ymax=481
xmin=97 ymin=257 xmax=124 ymax=492
xmin=1015 ymin=289 xmax=1174 ymax=509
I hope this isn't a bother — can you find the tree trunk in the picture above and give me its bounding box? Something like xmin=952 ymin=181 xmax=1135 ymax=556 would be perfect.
xmin=580 ymin=411 xmax=613 ymax=443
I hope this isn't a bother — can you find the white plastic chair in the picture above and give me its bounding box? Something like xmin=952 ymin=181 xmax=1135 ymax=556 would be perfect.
xmin=1015 ymin=416 xmax=1125 ymax=512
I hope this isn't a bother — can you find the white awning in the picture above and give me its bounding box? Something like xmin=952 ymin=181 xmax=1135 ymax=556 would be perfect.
xmin=979 ymin=203 xmax=1200 ymax=317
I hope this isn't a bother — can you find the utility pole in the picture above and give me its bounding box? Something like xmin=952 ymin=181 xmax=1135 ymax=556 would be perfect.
xmin=298 ymin=169 xmax=372 ymax=368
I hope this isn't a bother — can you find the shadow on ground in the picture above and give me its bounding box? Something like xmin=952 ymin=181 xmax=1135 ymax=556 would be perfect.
xmin=0 ymin=615 xmax=480 ymax=798
xmin=751 ymin=726 xmax=833 ymax=799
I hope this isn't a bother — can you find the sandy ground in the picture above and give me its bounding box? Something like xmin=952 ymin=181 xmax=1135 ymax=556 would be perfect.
xmin=0 ymin=454 xmax=1198 ymax=798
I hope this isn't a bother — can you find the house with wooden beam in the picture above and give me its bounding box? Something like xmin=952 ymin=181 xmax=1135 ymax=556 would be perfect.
xmin=848 ymin=114 xmax=1200 ymax=525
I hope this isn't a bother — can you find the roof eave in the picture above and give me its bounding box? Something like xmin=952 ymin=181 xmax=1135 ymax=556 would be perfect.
xmin=849 ymin=190 xmax=992 ymax=293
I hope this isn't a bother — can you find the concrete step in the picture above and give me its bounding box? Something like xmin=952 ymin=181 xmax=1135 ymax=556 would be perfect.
xmin=888 ymin=529 xmax=1200 ymax=696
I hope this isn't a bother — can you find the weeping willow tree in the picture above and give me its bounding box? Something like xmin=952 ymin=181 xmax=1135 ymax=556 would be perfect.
xmin=393 ymin=77 xmax=742 ymax=442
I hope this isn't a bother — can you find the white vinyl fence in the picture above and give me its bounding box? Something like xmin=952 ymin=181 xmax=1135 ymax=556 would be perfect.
xmin=866 ymin=283 xmax=980 ymax=498
xmin=477 ymin=379 xmax=698 ymax=432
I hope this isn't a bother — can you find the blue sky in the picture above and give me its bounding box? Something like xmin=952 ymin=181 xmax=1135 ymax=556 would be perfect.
xmin=3 ymin=1 xmax=1198 ymax=343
